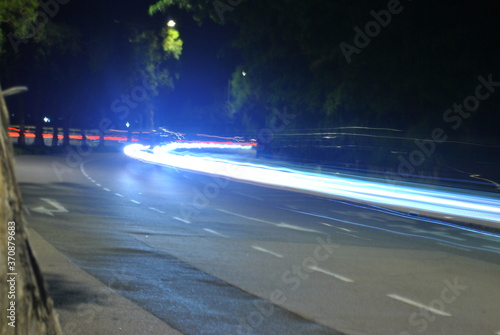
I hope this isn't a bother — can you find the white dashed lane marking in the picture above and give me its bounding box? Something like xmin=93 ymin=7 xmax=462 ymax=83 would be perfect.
xmin=173 ymin=216 xmax=191 ymax=224
xmin=307 ymin=265 xmax=354 ymax=283
xmin=130 ymin=200 xmax=141 ymax=204
xmin=320 ymin=222 xmax=355 ymax=233
xmin=217 ymin=209 xmax=321 ymax=233
xmin=387 ymin=294 xmax=452 ymax=317
xmin=251 ymin=245 xmax=284 ymax=258
xmin=149 ymin=207 xmax=165 ymax=214
xmin=217 ymin=208 xmax=275 ymax=225
xmin=275 ymin=223 xmax=320 ymax=233
xmin=203 ymin=229 xmax=227 ymax=238
xmin=115 ymin=193 xmax=124 ymax=197
xmin=233 ymin=191 xmax=264 ymax=201
xmin=339 ymin=232 xmax=371 ymax=241
xmin=319 ymin=222 xmax=369 ymax=240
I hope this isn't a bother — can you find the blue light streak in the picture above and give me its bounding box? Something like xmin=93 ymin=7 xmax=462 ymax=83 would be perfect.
xmin=124 ymin=143 xmax=500 ymax=229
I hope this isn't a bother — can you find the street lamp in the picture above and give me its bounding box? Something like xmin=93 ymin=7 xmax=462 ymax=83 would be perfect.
xmin=2 ymin=86 xmax=28 ymax=98
xmin=167 ymin=20 xmax=176 ymax=28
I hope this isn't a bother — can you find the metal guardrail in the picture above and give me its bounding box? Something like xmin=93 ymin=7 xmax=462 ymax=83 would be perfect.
xmin=8 ymin=125 xmax=147 ymax=147
xmin=8 ymin=125 xmax=500 ymax=190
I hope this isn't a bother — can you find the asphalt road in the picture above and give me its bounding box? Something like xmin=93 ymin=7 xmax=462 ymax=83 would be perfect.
xmin=14 ymin=152 xmax=500 ymax=335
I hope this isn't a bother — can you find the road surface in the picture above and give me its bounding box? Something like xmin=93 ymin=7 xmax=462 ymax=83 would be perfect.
xmin=14 ymin=152 xmax=500 ymax=335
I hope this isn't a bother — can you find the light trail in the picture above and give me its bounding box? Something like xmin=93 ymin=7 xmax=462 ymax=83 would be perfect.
xmin=123 ymin=143 xmax=500 ymax=228
xmin=155 ymin=141 xmax=256 ymax=151
xmin=8 ymin=126 xmax=137 ymax=142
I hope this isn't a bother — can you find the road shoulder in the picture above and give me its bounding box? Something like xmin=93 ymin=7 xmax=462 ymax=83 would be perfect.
xmin=27 ymin=227 xmax=184 ymax=335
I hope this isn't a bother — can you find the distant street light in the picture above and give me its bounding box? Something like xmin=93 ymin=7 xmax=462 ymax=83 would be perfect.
xmin=242 ymin=71 xmax=247 ymax=76
xmin=167 ymin=20 xmax=176 ymax=27
xmin=43 ymin=117 xmax=50 ymax=123
xmin=126 ymin=122 xmax=130 ymax=128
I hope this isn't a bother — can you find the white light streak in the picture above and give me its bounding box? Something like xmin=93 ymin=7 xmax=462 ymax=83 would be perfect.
xmin=123 ymin=143 xmax=500 ymax=227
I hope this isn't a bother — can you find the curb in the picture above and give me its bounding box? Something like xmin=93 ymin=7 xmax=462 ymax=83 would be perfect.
xmin=27 ymin=228 xmax=184 ymax=335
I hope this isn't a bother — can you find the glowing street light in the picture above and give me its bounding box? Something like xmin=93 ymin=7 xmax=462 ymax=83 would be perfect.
xmin=43 ymin=117 xmax=51 ymax=123
xmin=126 ymin=122 xmax=130 ymax=128
xmin=167 ymin=20 xmax=176 ymax=28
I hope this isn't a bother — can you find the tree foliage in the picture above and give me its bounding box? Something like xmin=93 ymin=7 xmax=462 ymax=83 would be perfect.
xmin=2 ymin=1 xmax=184 ymax=134
xmin=150 ymin=0 xmax=500 ymax=140
xmin=124 ymin=21 xmax=183 ymax=130
xmin=0 ymin=0 xmax=82 ymax=146
xmin=0 ymin=0 xmax=42 ymax=53
xmin=161 ymin=26 xmax=183 ymax=60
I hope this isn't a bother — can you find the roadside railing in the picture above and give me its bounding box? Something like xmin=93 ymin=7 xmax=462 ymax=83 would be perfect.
xmin=8 ymin=125 xmax=144 ymax=147
xmin=9 ymin=125 xmax=500 ymax=191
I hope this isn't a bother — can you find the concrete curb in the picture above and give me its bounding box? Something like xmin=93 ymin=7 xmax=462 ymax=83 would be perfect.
xmin=27 ymin=228 xmax=184 ymax=335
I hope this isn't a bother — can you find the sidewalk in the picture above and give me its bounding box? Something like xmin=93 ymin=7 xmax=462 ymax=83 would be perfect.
xmin=27 ymin=228 xmax=184 ymax=335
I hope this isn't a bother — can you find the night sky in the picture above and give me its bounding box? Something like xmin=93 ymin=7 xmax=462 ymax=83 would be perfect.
xmin=2 ymin=1 xmax=500 ymax=142
xmin=2 ymin=0 xmax=236 ymax=132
